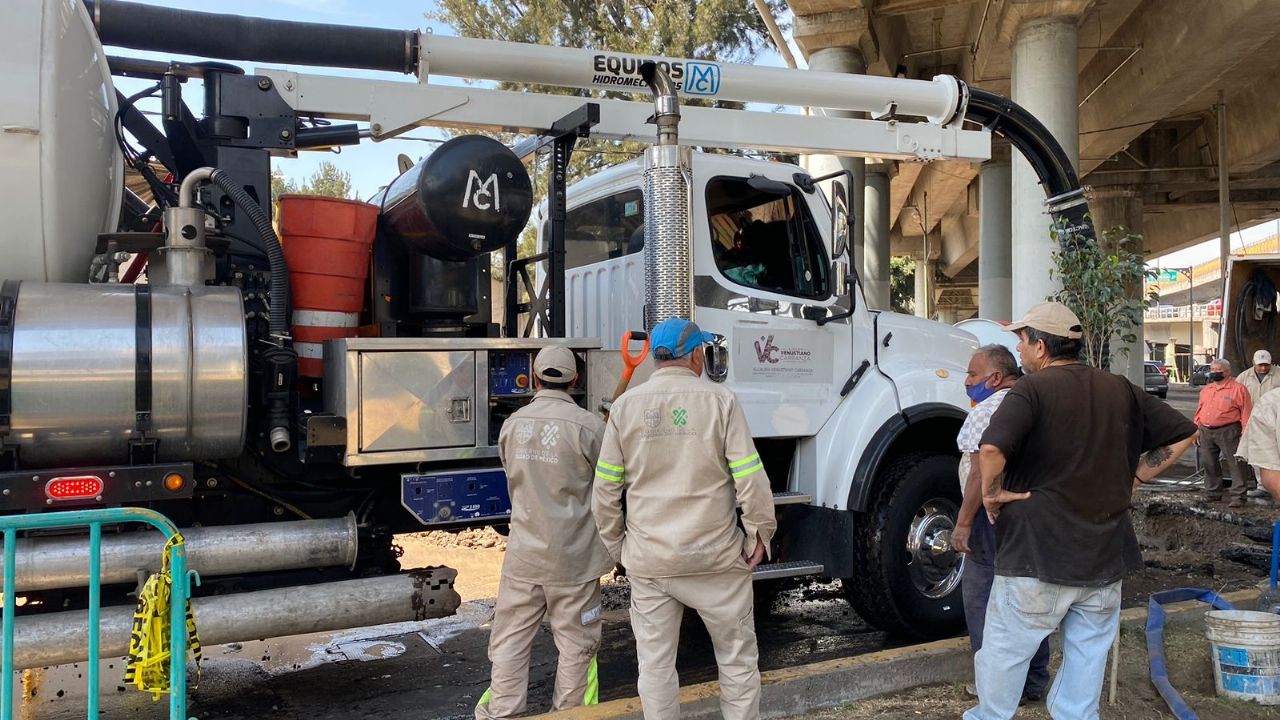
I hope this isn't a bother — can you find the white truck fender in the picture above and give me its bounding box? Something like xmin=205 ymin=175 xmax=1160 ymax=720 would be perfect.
xmin=796 ymin=311 xmax=976 ymax=512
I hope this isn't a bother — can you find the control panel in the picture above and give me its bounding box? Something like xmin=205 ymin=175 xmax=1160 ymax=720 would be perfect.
xmin=401 ymin=467 xmax=511 ymax=526
xmin=489 ymin=351 xmax=534 ymax=397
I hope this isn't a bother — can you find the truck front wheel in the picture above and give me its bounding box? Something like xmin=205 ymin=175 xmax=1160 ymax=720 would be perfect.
xmin=842 ymin=451 xmax=966 ymax=640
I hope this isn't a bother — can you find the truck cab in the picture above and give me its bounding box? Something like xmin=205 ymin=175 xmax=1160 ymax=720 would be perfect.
xmin=542 ymin=152 xmax=981 ymax=638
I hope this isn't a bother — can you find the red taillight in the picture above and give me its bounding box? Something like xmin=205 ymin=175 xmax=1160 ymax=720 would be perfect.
xmin=45 ymin=475 xmax=104 ymax=502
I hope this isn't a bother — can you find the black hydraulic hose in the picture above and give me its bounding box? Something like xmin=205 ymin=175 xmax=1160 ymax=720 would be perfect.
xmin=965 ymin=87 xmax=1094 ymax=244
xmin=85 ymin=0 xmax=418 ymax=74
xmin=207 ymin=170 xmax=290 ymax=338
xmin=203 ymin=170 xmax=295 ymax=452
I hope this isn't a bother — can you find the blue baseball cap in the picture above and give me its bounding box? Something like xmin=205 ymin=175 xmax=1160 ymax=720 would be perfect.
xmin=651 ymin=318 xmax=716 ymax=359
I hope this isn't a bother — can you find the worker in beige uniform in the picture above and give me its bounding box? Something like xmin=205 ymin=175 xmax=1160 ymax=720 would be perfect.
xmin=477 ymin=345 xmax=613 ymax=720
xmin=593 ymin=317 xmax=776 ymax=720
xmin=1242 ymin=388 xmax=1280 ymax=499
xmin=1237 ymin=350 xmax=1280 ymax=502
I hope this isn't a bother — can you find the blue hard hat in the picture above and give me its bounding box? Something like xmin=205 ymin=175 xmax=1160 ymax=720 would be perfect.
xmin=651 ymin=318 xmax=715 ymax=359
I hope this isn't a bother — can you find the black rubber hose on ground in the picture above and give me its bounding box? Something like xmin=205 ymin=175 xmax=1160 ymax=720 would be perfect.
xmin=86 ymin=0 xmax=417 ymax=74
xmin=965 ymin=87 xmax=1095 ymax=245
xmin=208 ymin=170 xmax=289 ymax=338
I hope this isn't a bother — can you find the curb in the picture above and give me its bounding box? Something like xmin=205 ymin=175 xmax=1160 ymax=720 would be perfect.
xmin=533 ymin=586 xmax=1263 ymax=720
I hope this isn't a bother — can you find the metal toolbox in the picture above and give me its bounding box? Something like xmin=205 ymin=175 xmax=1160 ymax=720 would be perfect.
xmin=323 ymin=337 xmax=599 ymax=467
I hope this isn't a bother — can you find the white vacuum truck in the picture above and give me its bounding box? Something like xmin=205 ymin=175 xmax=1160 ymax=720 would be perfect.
xmin=0 ymin=0 xmax=1094 ymax=666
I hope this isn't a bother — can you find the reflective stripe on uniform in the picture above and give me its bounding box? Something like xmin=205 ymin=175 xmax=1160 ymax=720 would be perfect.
xmin=595 ymin=460 xmax=625 ymax=483
xmin=477 ymin=686 xmax=493 ymax=708
xmin=584 ymin=655 xmax=599 ymax=705
xmin=729 ymin=453 xmax=763 ymax=478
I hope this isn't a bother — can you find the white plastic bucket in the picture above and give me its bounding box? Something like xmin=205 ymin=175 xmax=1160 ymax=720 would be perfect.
xmin=1205 ymin=609 xmax=1280 ymax=704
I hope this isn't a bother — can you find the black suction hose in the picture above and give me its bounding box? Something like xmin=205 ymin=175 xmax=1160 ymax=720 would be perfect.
xmin=85 ymin=0 xmax=417 ymax=74
xmin=208 ymin=170 xmax=289 ymax=337
xmin=205 ymin=170 xmax=295 ymax=453
xmin=965 ymin=87 xmax=1094 ymax=245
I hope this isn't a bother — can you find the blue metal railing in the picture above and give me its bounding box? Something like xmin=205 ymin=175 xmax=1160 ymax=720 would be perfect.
xmin=2 ymin=507 xmax=195 ymax=720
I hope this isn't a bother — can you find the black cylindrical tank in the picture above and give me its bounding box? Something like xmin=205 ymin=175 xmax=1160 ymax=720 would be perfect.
xmin=378 ymin=136 xmax=533 ymax=261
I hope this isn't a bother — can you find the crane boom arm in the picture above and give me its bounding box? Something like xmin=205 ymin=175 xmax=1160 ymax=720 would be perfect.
xmin=261 ymin=69 xmax=990 ymax=163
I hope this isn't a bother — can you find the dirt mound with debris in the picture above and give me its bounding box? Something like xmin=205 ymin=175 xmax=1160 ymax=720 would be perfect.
xmin=402 ymin=526 xmax=507 ymax=551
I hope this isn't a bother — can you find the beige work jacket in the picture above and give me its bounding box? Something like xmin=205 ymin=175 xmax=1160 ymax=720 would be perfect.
xmin=592 ymin=367 xmax=776 ymax=578
xmin=1238 ymin=369 xmax=1280 ymax=405
xmin=498 ymin=390 xmax=613 ymax=585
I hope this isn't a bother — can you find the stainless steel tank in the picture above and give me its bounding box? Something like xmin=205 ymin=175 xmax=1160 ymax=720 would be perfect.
xmin=6 ymin=283 xmax=246 ymax=468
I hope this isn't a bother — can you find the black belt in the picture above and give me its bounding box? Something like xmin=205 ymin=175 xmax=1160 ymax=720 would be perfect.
xmin=1202 ymin=422 xmax=1241 ymax=430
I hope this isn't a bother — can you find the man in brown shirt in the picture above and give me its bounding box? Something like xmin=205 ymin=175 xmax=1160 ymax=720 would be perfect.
xmin=1195 ymin=358 xmax=1253 ymax=506
xmin=594 ymin=317 xmax=775 ymax=720
xmin=477 ymin=346 xmax=613 ymax=720
xmin=965 ymin=302 xmax=1197 ymax=720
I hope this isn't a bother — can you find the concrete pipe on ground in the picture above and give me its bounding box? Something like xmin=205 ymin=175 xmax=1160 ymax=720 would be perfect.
xmin=1 ymin=516 xmax=358 ymax=593
xmin=10 ymin=568 xmax=461 ymax=670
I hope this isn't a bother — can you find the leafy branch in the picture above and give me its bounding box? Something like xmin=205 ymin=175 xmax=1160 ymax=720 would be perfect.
xmin=1048 ymin=219 xmax=1155 ymax=369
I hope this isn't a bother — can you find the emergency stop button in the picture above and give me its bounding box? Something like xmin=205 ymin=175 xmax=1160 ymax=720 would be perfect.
xmin=515 ymin=373 xmax=529 ymax=389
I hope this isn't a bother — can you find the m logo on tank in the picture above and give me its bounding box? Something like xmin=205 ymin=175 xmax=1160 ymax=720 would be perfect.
xmin=463 ymin=170 xmax=501 ymax=211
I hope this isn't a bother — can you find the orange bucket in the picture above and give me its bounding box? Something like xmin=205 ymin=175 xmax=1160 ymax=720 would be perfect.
xmin=278 ymin=195 xmax=379 ymax=377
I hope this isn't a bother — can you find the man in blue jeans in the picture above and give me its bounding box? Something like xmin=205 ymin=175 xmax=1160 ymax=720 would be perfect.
xmin=967 ymin=303 xmax=1198 ymax=720
xmin=952 ymin=344 xmax=1049 ymax=703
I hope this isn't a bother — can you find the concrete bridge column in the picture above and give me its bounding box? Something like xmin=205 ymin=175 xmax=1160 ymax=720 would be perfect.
xmin=1011 ymin=16 xmax=1079 ymax=318
xmin=979 ymin=144 xmax=1012 ymax=320
xmin=863 ymin=162 xmax=894 ymax=310
xmin=914 ymin=258 xmax=933 ymax=319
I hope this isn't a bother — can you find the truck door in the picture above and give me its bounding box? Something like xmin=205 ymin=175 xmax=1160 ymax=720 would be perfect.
xmin=691 ymin=156 xmax=867 ymax=438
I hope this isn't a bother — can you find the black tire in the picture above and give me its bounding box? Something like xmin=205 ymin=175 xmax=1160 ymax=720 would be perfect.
xmin=1158 ymin=390 xmax=1168 ymax=399
xmin=842 ymin=451 xmax=965 ymax=640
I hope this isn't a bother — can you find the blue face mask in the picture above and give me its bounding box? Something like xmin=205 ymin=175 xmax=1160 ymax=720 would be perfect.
xmin=966 ymin=375 xmax=997 ymax=404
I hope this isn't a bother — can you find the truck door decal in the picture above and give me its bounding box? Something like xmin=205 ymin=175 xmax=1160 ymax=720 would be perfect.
xmin=734 ymin=328 xmax=833 ymax=383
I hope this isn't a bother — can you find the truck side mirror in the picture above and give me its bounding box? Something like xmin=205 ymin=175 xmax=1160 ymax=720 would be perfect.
xmin=704 ymin=335 xmax=729 ymax=383
xmin=830 ymin=178 xmax=851 ymax=260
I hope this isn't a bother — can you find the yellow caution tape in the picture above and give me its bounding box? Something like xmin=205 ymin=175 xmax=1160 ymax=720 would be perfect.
xmin=123 ymin=534 xmax=202 ymax=700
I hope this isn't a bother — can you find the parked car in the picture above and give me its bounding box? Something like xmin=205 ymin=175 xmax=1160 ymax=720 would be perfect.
xmin=1144 ymin=361 xmax=1169 ymax=398
xmin=1190 ymin=364 xmax=1211 ymax=386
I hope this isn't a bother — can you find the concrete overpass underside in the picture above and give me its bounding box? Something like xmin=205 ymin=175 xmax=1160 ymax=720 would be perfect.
xmin=788 ymin=0 xmax=1280 ymax=325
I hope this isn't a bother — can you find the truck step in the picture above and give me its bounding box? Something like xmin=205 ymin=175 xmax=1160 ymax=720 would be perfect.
xmin=752 ymin=560 xmax=825 ymax=581
xmin=771 ymin=491 xmax=812 ymax=505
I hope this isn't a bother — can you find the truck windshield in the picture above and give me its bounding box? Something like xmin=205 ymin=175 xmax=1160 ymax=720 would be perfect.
xmin=706 ymin=176 xmax=830 ymax=300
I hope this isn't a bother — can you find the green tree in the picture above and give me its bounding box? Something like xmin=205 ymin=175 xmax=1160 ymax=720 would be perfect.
xmin=889 ymin=256 xmax=915 ymax=314
xmin=270 ymin=161 xmax=356 ymax=204
xmin=1048 ymin=220 xmax=1153 ymax=369
xmin=302 ymin=161 xmax=356 ymax=200
xmin=270 ymin=167 xmax=298 ymax=204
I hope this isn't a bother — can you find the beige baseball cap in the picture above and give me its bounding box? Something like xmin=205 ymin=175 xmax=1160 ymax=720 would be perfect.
xmin=1256 ymin=350 xmax=1273 ymax=365
xmin=1005 ymin=301 xmax=1084 ymax=340
xmin=533 ymin=345 xmax=578 ymax=383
